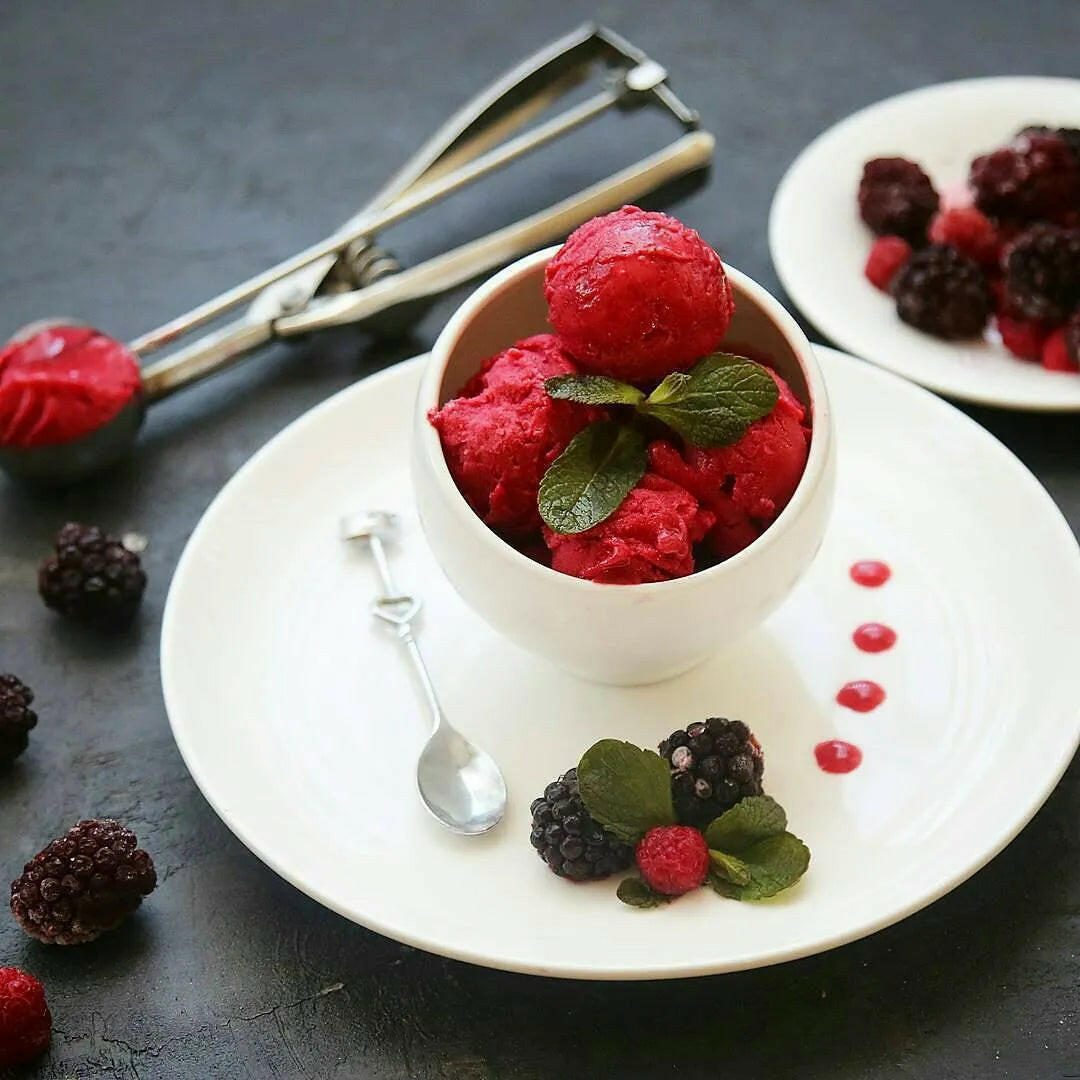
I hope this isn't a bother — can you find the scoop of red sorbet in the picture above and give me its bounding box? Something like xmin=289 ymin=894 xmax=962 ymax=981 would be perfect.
xmin=649 ymin=369 xmax=810 ymax=558
xmin=542 ymin=473 xmax=715 ymax=585
xmin=543 ymin=206 xmax=734 ymax=384
xmin=429 ymin=334 xmax=602 ymax=534
xmin=0 ymin=326 xmax=141 ymax=449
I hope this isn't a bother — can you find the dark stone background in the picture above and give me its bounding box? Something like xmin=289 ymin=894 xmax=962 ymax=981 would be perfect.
xmin=1 ymin=1 xmax=1077 ymax=1076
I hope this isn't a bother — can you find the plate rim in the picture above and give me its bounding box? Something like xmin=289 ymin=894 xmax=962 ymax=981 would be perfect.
xmin=769 ymin=75 xmax=1080 ymax=413
xmin=161 ymin=347 xmax=1080 ymax=979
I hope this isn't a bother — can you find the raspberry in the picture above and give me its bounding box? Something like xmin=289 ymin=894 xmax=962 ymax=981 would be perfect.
xmin=970 ymin=133 xmax=1080 ymax=220
xmin=10 ymin=819 xmax=157 ymax=944
xmin=858 ymin=158 xmax=939 ymax=243
xmin=996 ymin=315 xmax=1050 ymax=361
xmin=0 ymin=967 xmax=51 ymax=1068
xmin=38 ymin=522 xmax=147 ymax=629
xmin=928 ymin=207 xmax=1001 ymax=266
xmin=891 ymin=245 xmax=992 ymax=339
xmin=864 ymin=235 xmax=912 ymax=291
xmin=0 ymin=674 xmax=37 ymax=765
xmin=635 ymin=826 xmax=710 ymax=896
xmin=529 ymin=769 xmax=634 ymax=881
xmin=1041 ymin=327 xmax=1079 ymax=373
xmin=659 ymin=718 xmax=764 ymax=827
xmin=1002 ymin=225 xmax=1080 ymax=322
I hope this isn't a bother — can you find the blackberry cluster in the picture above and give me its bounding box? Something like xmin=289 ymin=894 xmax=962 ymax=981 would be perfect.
xmin=659 ymin=718 xmax=764 ymax=828
xmin=858 ymin=157 xmax=939 ymax=243
xmin=38 ymin=523 xmax=146 ymax=629
xmin=969 ymin=133 xmax=1079 ymax=220
xmin=530 ymin=769 xmax=634 ymax=880
xmin=892 ymin=245 xmax=993 ymax=339
xmin=0 ymin=675 xmax=36 ymax=765
xmin=1003 ymin=225 xmax=1080 ymax=321
xmin=10 ymin=819 xmax=157 ymax=945
xmin=1017 ymin=126 xmax=1080 ymax=169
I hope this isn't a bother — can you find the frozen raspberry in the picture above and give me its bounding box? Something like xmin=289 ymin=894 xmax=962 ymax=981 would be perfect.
xmin=864 ymin=235 xmax=912 ymax=291
xmin=0 ymin=674 xmax=37 ymax=765
xmin=635 ymin=825 xmax=710 ymax=896
xmin=10 ymin=819 xmax=157 ymax=944
xmin=996 ymin=315 xmax=1050 ymax=361
xmin=970 ymin=133 xmax=1080 ymax=221
xmin=858 ymin=158 xmax=939 ymax=243
xmin=0 ymin=967 xmax=51 ymax=1068
xmin=891 ymin=245 xmax=992 ymax=339
xmin=928 ymin=207 xmax=1001 ymax=266
xmin=1041 ymin=327 xmax=1079 ymax=373
xmin=1002 ymin=225 xmax=1080 ymax=322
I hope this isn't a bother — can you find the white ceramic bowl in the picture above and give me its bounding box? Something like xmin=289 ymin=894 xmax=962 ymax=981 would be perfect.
xmin=412 ymin=247 xmax=836 ymax=685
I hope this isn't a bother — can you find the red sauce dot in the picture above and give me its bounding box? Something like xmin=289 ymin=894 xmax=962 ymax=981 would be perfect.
xmin=836 ymin=680 xmax=886 ymax=712
xmin=853 ymin=623 xmax=897 ymax=653
xmin=850 ymin=560 xmax=891 ymax=587
xmin=815 ymin=740 xmax=863 ymax=773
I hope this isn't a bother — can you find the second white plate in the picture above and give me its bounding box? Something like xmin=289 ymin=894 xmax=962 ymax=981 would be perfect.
xmin=162 ymin=347 xmax=1080 ymax=979
xmin=770 ymin=77 xmax=1080 ymax=411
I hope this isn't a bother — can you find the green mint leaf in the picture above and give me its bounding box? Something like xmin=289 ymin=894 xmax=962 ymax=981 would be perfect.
xmin=616 ymin=876 xmax=669 ymax=908
xmin=545 ymin=374 xmax=646 ymax=407
xmin=709 ymin=849 xmax=752 ymax=886
xmin=704 ymin=795 xmax=788 ymax=853
xmin=640 ymin=352 xmax=779 ymax=448
xmin=708 ymin=833 xmax=810 ymax=901
xmin=577 ymin=739 xmax=676 ymax=844
xmin=538 ymin=420 xmax=646 ymax=534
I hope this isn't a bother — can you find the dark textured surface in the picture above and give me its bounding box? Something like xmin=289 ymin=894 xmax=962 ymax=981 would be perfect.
xmin=1 ymin=1 xmax=1078 ymax=1076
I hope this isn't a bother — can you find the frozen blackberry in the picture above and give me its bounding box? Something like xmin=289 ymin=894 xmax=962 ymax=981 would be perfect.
xmin=1016 ymin=126 xmax=1080 ymax=169
xmin=1002 ymin=224 xmax=1080 ymax=321
xmin=529 ymin=768 xmax=634 ymax=881
xmin=858 ymin=158 xmax=939 ymax=243
xmin=0 ymin=675 xmax=36 ymax=765
xmin=892 ymin=244 xmax=992 ymax=339
xmin=10 ymin=819 xmax=157 ymax=945
xmin=970 ymin=133 xmax=1079 ymax=220
xmin=659 ymin=718 xmax=764 ymax=828
xmin=38 ymin=523 xmax=146 ymax=629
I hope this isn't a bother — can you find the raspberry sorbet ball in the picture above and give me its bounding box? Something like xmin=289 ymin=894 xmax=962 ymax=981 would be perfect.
xmin=649 ymin=369 xmax=810 ymax=558
xmin=429 ymin=334 xmax=601 ymax=534
xmin=543 ymin=206 xmax=734 ymax=384
xmin=0 ymin=325 xmax=140 ymax=448
xmin=542 ymin=474 xmax=715 ymax=585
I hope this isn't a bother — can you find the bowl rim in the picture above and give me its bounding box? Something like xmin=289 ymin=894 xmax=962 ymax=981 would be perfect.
xmin=417 ymin=246 xmax=833 ymax=595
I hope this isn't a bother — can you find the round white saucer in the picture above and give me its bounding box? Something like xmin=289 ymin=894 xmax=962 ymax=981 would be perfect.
xmin=161 ymin=347 xmax=1080 ymax=979
xmin=769 ymin=77 xmax=1080 ymax=411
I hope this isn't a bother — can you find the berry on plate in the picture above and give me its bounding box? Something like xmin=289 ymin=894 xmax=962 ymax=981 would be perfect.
xmin=1002 ymin=224 xmax=1080 ymax=322
xmin=892 ymin=245 xmax=992 ymax=339
xmin=928 ymin=207 xmax=1000 ymax=266
xmin=0 ymin=967 xmax=51 ymax=1068
xmin=0 ymin=674 xmax=37 ymax=765
xmin=857 ymin=157 xmax=939 ymax=243
xmin=1041 ymin=326 xmax=1080 ymax=373
xmin=996 ymin=315 xmax=1050 ymax=361
xmin=635 ymin=825 xmax=710 ymax=896
xmin=864 ymin=235 xmax=913 ymax=291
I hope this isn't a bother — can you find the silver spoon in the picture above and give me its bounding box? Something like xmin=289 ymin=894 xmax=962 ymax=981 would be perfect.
xmin=339 ymin=511 xmax=506 ymax=835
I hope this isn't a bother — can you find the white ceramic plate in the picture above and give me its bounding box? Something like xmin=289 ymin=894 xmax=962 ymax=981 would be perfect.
xmin=162 ymin=348 xmax=1080 ymax=979
xmin=770 ymin=77 xmax=1080 ymax=411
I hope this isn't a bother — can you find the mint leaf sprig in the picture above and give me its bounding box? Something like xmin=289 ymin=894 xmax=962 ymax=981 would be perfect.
xmin=538 ymin=353 xmax=779 ymax=534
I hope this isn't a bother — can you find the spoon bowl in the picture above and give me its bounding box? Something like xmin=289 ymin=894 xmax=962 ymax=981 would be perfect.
xmin=417 ymin=727 xmax=508 ymax=835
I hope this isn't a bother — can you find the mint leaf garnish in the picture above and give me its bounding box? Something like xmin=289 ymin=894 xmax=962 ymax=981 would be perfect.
xmin=708 ymin=849 xmax=751 ymax=886
xmin=707 ymin=833 xmax=810 ymax=901
xmin=704 ymin=795 xmax=788 ymax=852
xmin=616 ymin=876 xmax=669 ymax=908
xmin=639 ymin=352 xmax=779 ymax=448
xmin=545 ymin=374 xmax=646 ymax=407
xmin=538 ymin=420 xmax=646 ymax=534
xmin=577 ymin=739 xmax=675 ymax=844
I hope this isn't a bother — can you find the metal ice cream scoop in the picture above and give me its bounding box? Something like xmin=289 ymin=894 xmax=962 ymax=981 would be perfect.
xmin=0 ymin=24 xmax=713 ymax=487
xmin=339 ymin=510 xmax=506 ymax=835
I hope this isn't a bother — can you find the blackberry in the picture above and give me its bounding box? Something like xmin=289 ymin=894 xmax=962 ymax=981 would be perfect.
xmin=0 ymin=675 xmax=36 ymax=765
xmin=38 ymin=523 xmax=146 ymax=628
xmin=858 ymin=157 xmax=939 ymax=243
xmin=1002 ymin=224 xmax=1080 ymax=321
xmin=529 ymin=768 xmax=633 ymax=881
xmin=10 ymin=819 xmax=156 ymax=945
xmin=969 ymin=133 xmax=1079 ymax=220
xmin=659 ymin=718 xmax=764 ymax=828
xmin=892 ymin=244 xmax=992 ymax=339
xmin=1016 ymin=126 xmax=1080 ymax=169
